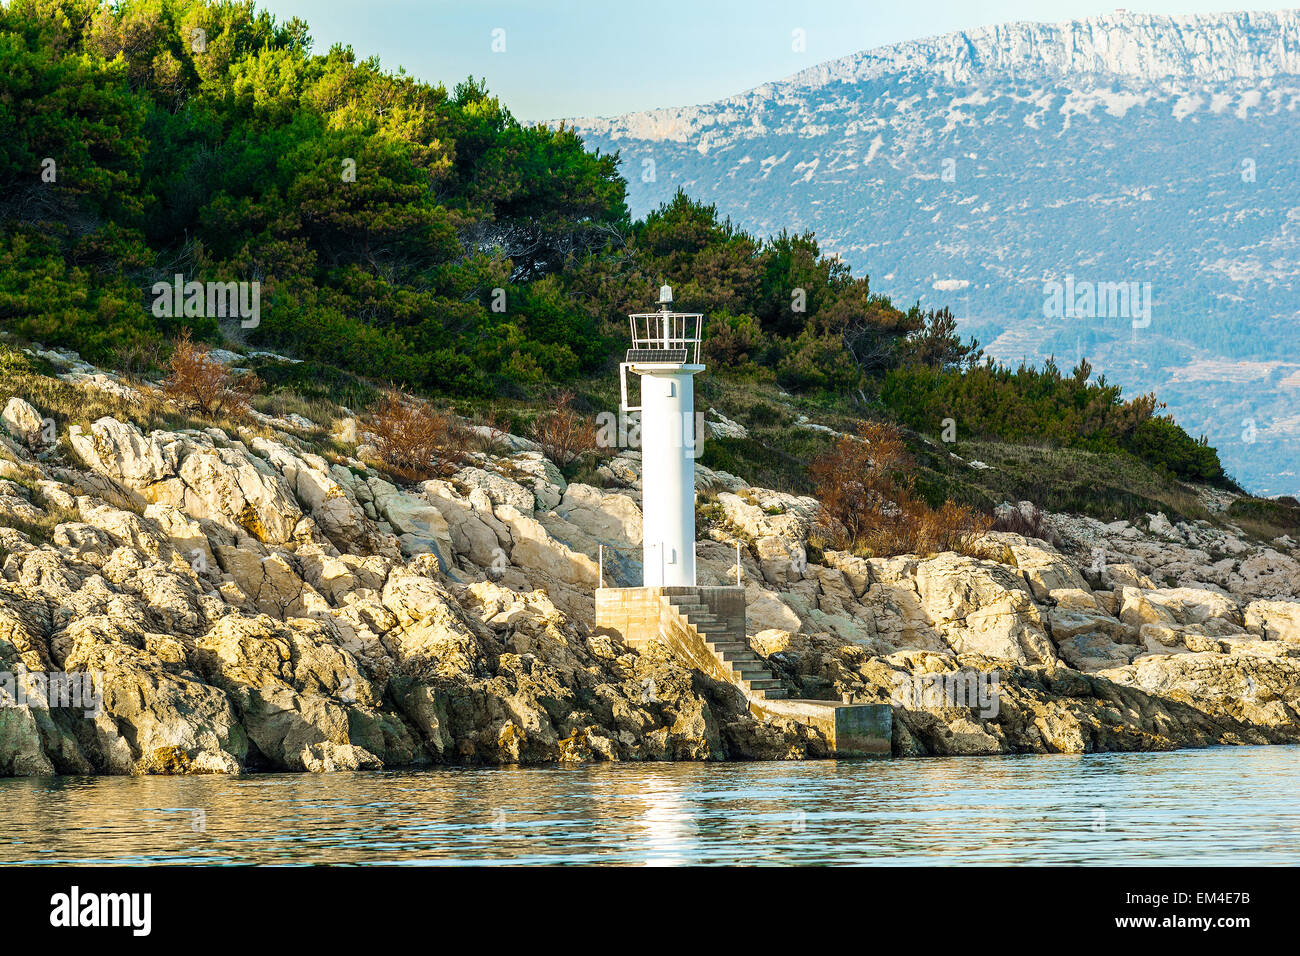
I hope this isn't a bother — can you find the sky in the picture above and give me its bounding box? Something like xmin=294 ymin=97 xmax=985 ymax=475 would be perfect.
xmin=255 ymin=1 xmax=1289 ymax=120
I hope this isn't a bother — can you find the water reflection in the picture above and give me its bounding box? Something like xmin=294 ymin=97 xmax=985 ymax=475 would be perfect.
xmin=1 ymin=747 xmax=1297 ymax=865
xmin=635 ymin=780 xmax=697 ymax=866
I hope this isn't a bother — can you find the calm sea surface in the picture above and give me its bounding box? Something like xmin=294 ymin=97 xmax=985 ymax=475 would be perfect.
xmin=2 ymin=746 xmax=1298 ymax=865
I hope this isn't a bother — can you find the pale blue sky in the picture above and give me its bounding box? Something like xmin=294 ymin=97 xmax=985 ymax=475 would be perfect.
xmin=258 ymin=1 xmax=1289 ymax=120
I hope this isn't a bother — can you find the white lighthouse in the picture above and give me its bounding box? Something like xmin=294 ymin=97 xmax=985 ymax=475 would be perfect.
xmin=593 ymin=288 xmax=893 ymax=757
xmin=620 ymin=285 xmax=703 ymax=587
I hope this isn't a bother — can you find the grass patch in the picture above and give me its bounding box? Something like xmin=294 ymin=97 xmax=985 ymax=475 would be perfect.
xmin=0 ymin=344 xmax=258 ymax=439
xmin=1226 ymin=498 xmax=1300 ymax=540
xmin=0 ymin=477 xmax=80 ymax=551
xmin=910 ymin=438 xmax=1213 ymax=523
xmin=6 ymin=503 xmax=80 ymax=546
xmin=245 ymin=358 xmax=377 ymax=410
xmin=700 ymin=435 xmax=823 ymax=494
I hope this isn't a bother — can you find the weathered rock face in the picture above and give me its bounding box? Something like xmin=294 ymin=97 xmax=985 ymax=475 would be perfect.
xmin=1057 ymin=508 xmax=1300 ymax=601
xmin=2 ymin=358 xmax=1299 ymax=774
xmin=69 ymin=418 xmax=305 ymax=545
xmin=696 ymin=496 xmax=1300 ymax=754
xmin=913 ymin=552 xmax=1055 ymax=663
xmin=1246 ymin=600 xmax=1300 ymax=642
xmin=0 ymin=403 xmax=819 ymax=774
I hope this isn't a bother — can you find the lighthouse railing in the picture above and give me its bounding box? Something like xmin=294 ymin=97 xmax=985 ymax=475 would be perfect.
xmin=628 ymin=312 xmax=703 ymax=364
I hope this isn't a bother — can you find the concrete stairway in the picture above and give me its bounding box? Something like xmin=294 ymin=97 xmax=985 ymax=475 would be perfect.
xmin=662 ymin=593 xmax=788 ymax=700
xmin=594 ymin=584 xmax=890 ymax=756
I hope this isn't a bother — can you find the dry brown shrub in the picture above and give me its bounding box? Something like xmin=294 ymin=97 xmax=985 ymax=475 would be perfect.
xmin=162 ymin=329 xmax=258 ymax=418
xmin=365 ymin=390 xmax=465 ymax=482
xmin=530 ymin=391 xmax=598 ymax=468
xmin=810 ymin=419 xmax=990 ymax=558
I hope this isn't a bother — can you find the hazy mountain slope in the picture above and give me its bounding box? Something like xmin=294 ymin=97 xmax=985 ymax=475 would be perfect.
xmin=566 ymin=10 xmax=1300 ymax=496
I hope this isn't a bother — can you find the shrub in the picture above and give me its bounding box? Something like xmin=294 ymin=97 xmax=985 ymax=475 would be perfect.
xmin=364 ymin=390 xmax=466 ymax=482
xmin=466 ymin=407 xmax=511 ymax=456
xmin=1124 ymin=417 xmax=1225 ymax=483
xmin=530 ymin=391 xmax=598 ymax=468
xmin=810 ymin=419 xmax=990 ymax=557
xmin=990 ymin=502 xmax=1064 ymax=548
xmin=775 ymin=326 xmax=863 ymax=393
xmin=703 ymin=311 xmax=768 ymax=369
xmin=109 ymin=340 xmax=164 ymax=381
xmin=880 ymin=360 xmax=1229 ymax=486
xmin=162 ymin=329 xmax=258 ymax=418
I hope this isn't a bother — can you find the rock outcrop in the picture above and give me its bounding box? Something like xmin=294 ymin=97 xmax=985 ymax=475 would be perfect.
xmin=1 ymin=355 xmax=1297 ymax=774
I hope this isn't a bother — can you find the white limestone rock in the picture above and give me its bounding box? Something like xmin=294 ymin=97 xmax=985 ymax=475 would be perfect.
xmin=2 ymin=397 xmax=47 ymax=449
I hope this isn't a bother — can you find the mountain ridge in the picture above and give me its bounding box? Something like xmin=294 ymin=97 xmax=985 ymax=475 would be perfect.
xmin=563 ymin=8 xmax=1300 ymax=496
xmin=568 ymin=7 xmax=1300 ymax=138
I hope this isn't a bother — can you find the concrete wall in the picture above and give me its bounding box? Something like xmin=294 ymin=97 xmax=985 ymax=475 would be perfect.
xmin=594 ymin=587 xmax=665 ymax=651
xmin=749 ymin=697 xmax=892 ymax=757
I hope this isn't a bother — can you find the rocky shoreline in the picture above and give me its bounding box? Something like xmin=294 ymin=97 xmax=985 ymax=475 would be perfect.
xmin=1 ymin=348 xmax=1298 ymax=775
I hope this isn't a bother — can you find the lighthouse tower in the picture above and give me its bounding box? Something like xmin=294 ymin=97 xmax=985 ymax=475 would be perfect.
xmin=621 ymin=286 xmax=703 ymax=587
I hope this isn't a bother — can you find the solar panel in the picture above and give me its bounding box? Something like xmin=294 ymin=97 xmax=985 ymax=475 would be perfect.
xmin=626 ymin=348 xmax=688 ymax=364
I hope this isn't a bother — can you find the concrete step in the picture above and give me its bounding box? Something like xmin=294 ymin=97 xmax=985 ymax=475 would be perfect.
xmin=726 ymin=651 xmax=766 ymax=665
xmin=732 ymin=663 xmax=773 ymax=678
xmin=687 ymin=621 xmax=720 ymax=634
xmin=679 ymin=613 xmax=727 ymax=628
xmin=755 ymin=688 xmax=788 ymax=700
xmin=668 ymin=605 xmax=717 ymax=625
xmin=667 ymin=600 xmax=707 ymax=612
xmin=746 ymin=678 xmax=784 ymax=691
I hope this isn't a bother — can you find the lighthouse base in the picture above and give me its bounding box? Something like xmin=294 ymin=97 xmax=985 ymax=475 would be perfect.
xmin=594 ymin=585 xmax=890 ymax=758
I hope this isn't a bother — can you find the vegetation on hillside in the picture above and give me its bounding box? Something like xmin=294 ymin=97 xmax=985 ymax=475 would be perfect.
xmin=810 ymin=420 xmax=991 ymax=559
xmin=0 ymin=0 xmax=1233 ymax=501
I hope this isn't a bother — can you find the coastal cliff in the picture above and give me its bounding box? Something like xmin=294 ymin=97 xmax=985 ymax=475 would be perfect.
xmin=1 ymin=345 xmax=1298 ymax=775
